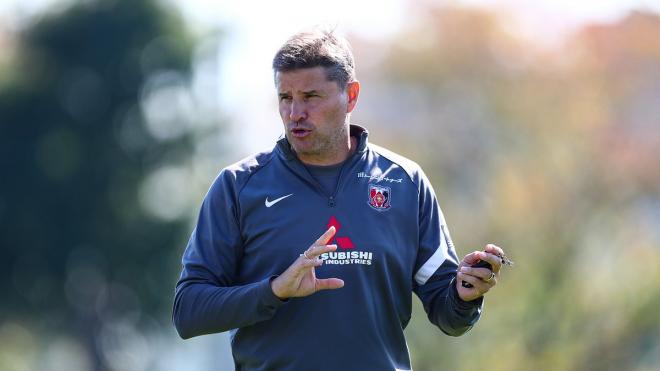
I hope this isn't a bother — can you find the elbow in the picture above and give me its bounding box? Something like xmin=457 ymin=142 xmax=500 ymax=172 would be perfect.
xmin=172 ymin=313 xmax=194 ymax=340
xmin=431 ymin=313 xmax=472 ymax=337
xmin=172 ymin=289 xmax=195 ymax=340
xmin=175 ymin=327 xmax=194 ymax=340
xmin=433 ymin=310 xmax=480 ymax=337
xmin=441 ymin=324 xmax=473 ymax=337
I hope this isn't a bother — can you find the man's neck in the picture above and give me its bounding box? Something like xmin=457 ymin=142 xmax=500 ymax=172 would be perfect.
xmin=298 ymin=136 xmax=357 ymax=166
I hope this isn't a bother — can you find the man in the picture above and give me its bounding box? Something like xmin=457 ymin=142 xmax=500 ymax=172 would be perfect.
xmin=173 ymin=29 xmax=507 ymax=370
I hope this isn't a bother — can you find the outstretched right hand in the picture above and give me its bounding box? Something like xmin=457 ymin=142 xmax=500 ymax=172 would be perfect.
xmin=270 ymin=226 xmax=345 ymax=299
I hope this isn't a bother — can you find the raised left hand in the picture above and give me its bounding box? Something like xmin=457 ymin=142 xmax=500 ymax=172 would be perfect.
xmin=456 ymin=244 xmax=506 ymax=302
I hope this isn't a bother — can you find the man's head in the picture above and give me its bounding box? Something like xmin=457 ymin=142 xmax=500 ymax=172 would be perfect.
xmin=272 ymin=29 xmax=355 ymax=90
xmin=272 ymin=29 xmax=360 ymax=166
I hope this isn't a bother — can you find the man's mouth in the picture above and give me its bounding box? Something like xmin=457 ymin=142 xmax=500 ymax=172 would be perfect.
xmin=290 ymin=127 xmax=312 ymax=138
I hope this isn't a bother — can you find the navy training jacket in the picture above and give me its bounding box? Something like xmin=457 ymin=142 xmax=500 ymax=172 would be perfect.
xmin=173 ymin=125 xmax=483 ymax=371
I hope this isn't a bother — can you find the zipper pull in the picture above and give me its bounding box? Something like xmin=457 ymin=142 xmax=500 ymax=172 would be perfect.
xmin=328 ymin=196 xmax=336 ymax=207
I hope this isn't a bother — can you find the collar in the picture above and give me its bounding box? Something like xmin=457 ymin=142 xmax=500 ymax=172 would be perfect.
xmin=276 ymin=124 xmax=369 ymax=161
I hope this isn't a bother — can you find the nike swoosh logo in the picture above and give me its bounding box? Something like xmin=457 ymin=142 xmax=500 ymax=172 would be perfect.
xmin=265 ymin=193 xmax=293 ymax=208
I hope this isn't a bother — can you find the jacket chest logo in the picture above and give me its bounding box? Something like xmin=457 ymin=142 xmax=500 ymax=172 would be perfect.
xmin=368 ymin=184 xmax=391 ymax=211
xmin=320 ymin=216 xmax=373 ymax=266
xmin=327 ymin=216 xmax=355 ymax=249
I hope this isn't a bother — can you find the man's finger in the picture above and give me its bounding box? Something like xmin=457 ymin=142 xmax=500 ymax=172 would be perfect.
xmin=458 ymin=272 xmax=489 ymax=293
xmin=299 ymin=256 xmax=324 ymax=269
xmin=460 ymin=266 xmax=493 ymax=281
xmin=480 ymin=252 xmax=503 ymax=273
xmin=314 ymin=226 xmax=336 ymax=246
xmin=485 ymin=275 xmax=497 ymax=286
xmin=462 ymin=251 xmax=484 ymax=266
xmin=484 ymin=243 xmax=504 ymax=257
xmin=315 ymin=278 xmax=344 ymax=291
xmin=305 ymin=244 xmax=337 ymax=259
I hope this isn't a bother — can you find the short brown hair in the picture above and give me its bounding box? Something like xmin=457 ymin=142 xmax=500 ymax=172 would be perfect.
xmin=272 ymin=29 xmax=355 ymax=90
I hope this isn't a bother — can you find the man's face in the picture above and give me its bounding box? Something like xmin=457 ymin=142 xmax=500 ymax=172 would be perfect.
xmin=275 ymin=66 xmax=358 ymax=165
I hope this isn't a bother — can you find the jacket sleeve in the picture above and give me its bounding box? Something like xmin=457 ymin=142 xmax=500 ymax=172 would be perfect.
xmin=411 ymin=169 xmax=483 ymax=336
xmin=172 ymin=170 xmax=286 ymax=339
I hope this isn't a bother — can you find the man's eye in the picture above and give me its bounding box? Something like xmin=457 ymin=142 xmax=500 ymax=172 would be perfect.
xmin=279 ymin=96 xmax=292 ymax=102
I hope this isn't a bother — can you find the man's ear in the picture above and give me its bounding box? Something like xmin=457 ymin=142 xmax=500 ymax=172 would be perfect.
xmin=346 ymin=80 xmax=360 ymax=113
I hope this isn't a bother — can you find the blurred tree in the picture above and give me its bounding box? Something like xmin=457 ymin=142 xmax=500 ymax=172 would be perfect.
xmin=354 ymin=5 xmax=660 ymax=371
xmin=0 ymin=0 xmax=197 ymax=368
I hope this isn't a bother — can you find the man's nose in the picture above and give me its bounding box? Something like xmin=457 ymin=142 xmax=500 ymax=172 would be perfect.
xmin=289 ymin=101 xmax=307 ymax=122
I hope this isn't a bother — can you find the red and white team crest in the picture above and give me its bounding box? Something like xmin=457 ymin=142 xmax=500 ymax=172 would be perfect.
xmin=368 ymin=184 xmax=391 ymax=211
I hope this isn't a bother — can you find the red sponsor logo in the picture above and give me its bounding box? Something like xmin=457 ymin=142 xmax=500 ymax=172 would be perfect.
xmin=327 ymin=216 xmax=355 ymax=249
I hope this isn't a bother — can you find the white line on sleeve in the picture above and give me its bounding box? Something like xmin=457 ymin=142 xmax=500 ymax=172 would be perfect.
xmin=414 ymin=226 xmax=453 ymax=286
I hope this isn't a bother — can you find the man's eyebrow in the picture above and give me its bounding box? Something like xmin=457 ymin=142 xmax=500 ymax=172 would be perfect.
xmin=278 ymin=90 xmax=321 ymax=97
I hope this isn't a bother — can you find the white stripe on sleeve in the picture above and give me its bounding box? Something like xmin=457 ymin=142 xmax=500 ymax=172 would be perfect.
xmin=414 ymin=226 xmax=452 ymax=286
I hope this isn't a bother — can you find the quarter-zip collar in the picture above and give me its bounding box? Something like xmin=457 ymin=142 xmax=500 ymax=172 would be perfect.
xmin=276 ymin=124 xmax=369 ymax=162
xmin=276 ymin=124 xmax=369 ymax=206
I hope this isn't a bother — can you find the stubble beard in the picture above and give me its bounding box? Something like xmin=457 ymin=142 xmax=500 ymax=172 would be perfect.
xmin=289 ymin=123 xmax=349 ymax=164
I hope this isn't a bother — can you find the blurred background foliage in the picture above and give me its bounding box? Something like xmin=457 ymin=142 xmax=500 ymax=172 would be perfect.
xmin=0 ymin=0 xmax=659 ymax=370
xmin=0 ymin=0 xmax=229 ymax=370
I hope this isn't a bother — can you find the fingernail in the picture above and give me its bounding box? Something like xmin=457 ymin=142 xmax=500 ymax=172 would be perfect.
xmin=460 ymin=267 xmax=469 ymax=273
